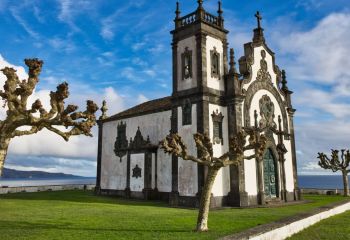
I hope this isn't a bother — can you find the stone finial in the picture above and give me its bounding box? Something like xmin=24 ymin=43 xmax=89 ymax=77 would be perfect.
xmin=99 ymin=100 xmax=108 ymax=120
xmin=218 ymin=1 xmax=223 ymax=17
xmin=281 ymin=70 xmax=289 ymax=91
xmin=175 ymin=1 xmax=180 ymax=19
xmin=229 ymin=48 xmax=236 ymax=73
xmin=197 ymin=0 xmax=204 ymax=9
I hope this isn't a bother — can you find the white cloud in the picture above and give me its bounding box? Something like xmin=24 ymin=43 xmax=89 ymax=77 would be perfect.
xmin=10 ymin=7 xmax=40 ymax=39
xmin=275 ymin=12 xmax=350 ymax=84
xmin=137 ymin=94 xmax=149 ymax=104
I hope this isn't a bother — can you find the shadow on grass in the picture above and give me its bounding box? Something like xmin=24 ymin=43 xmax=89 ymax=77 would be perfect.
xmin=0 ymin=190 xmax=171 ymax=208
xmin=0 ymin=220 xmax=192 ymax=233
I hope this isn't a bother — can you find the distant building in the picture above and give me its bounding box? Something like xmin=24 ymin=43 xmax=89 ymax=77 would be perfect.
xmin=96 ymin=1 xmax=300 ymax=207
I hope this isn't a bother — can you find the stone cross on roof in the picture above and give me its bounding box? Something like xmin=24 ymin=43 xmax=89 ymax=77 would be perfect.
xmin=255 ymin=11 xmax=262 ymax=29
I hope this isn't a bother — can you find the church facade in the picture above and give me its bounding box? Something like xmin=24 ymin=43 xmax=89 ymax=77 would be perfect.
xmin=96 ymin=1 xmax=300 ymax=207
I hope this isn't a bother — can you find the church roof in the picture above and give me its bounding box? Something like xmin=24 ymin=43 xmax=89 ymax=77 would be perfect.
xmin=102 ymin=96 xmax=172 ymax=122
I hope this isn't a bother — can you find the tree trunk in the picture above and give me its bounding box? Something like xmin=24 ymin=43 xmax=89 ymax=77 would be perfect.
xmin=0 ymin=137 xmax=10 ymax=177
xmin=196 ymin=167 xmax=220 ymax=232
xmin=342 ymin=170 xmax=349 ymax=197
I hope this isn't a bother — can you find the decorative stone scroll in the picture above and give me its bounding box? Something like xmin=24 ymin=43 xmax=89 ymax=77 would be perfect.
xmin=132 ymin=164 xmax=142 ymax=178
xmin=259 ymin=95 xmax=277 ymax=130
xmin=114 ymin=126 xmax=158 ymax=161
xmin=256 ymin=50 xmax=272 ymax=83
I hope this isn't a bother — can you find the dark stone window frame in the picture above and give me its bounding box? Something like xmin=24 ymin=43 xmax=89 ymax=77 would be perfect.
xmin=211 ymin=110 xmax=224 ymax=145
xmin=182 ymin=99 xmax=192 ymax=126
xmin=114 ymin=121 xmax=128 ymax=162
xmin=210 ymin=47 xmax=220 ymax=80
xmin=181 ymin=47 xmax=192 ymax=80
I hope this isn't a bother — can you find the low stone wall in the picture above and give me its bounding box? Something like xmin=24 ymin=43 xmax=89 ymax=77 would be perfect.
xmin=0 ymin=184 xmax=95 ymax=194
xmin=221 ymin=200 xmax=350 ymax=240
xmin=301 ymin=188 xmax=344 ymax=195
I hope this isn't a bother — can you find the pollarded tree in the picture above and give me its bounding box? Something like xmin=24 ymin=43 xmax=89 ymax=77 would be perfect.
xmin=0 ymin=58 xmax=99 ymax=176
xmin=318 ymin=149 xmax=350 ymax=196
xmin=160 ymin=129 xmax=267 ymax=232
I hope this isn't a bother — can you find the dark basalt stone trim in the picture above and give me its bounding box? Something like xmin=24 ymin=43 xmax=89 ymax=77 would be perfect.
xmin=177 ymin=195 xmax=229 ymax=208
xmin=243 ymin=80 xmax=289 ymax=137
xmin=171 ymin=107 xmax=179 ymax=193
xmin=171 ymin=21 xmax=228 ymax=43
xmin=173 ymin=84 xmax=226 ymax=98
xmin=95 ymin=122 xmax=103 ymax=191
xmin=172 ymin=41 xmax=178 ymax=94
xmin=144 ymin=153 xmax=152 ymax=189
xmin=126 ymin=154 xmax=131 ymax=190
xmin=196 ymin=32 xmax=207 ymax=92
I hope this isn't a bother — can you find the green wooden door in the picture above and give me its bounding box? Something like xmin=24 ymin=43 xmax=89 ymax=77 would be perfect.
xmin=263 ymin=149 xmax=277 ymax=198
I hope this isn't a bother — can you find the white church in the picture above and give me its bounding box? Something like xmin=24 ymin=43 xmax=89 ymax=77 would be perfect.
xmin=95 ymin=1 xmax=300 ymax=207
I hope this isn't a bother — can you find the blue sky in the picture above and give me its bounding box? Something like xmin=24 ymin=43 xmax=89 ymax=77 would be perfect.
xmin=0 ymin=0 xmax=350 ymax=176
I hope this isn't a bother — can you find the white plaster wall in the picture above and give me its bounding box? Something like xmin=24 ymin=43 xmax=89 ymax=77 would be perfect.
xmin=206 ymin=36 xmax=225 ymax=91
xmin=101 ymin=121 xmax=127 ymax=190
xmin=284 ymin=138 xmax=295 ymax=192
xmin=101 ymin=110 xmax=172 ymax=192
xmin=242 ymin=46 xmax=279 ymax=91
xmin=130 ymin=153 xmax=144 ymax=192
xmin=178 ymin=104 xmax=198 ymax=196
xmin=157 ymin=149 xmax=172 ymax=192
xmin=208 ymin=104 xmax=230 ymax=196
xmin=244 ymin=149 xmax=258 ymax=195
xmin=177 ymin=36 xmax=197 ymax=91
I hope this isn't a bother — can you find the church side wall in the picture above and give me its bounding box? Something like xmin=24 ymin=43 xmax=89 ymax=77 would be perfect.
xmin=101 ymin=122 xmax=127 ymax=190
xmin=100 ymin=111 xmax=172 ymax=193
xmin=177 ymin=36 xmax=197 ymax=91
xmin=208 ymin=103 xmax=230 ymax=197
xmin=206 ymin=36 xmax=225 ymax=91
xmin=177 ymin=104 xmax=198 ymax=196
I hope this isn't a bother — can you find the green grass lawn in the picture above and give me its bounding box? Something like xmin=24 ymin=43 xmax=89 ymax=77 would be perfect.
xmin=0 ymin=191 xmax=347 ymax=240
xmin=287 ymin=210 xmax=350 ymax=240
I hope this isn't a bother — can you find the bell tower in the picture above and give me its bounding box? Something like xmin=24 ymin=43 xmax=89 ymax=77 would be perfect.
xmin=171 ymin=0 xmax=229 ymax=96
xmin=169 ymin=1 xmax=230 ymax=206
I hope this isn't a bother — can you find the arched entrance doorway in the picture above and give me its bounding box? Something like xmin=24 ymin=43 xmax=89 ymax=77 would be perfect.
xmin=263 ymin=148 xmax=278 ymax=198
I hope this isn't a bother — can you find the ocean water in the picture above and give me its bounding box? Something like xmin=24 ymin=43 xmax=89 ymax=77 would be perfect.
xmin=298 ymin=175 xmax=349 ymax=189
xmin=0 ymin=176 xmax=348 ymax=189
xmin=0 ymin=178 xmax=96 ymax=187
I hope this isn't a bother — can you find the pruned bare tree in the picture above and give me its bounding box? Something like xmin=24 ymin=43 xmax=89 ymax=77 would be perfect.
xmin=160 ymin=129 xmax=267 ymax=232
xmin=0 ymin=58 xmax=98 ymax=176
xmin=318 ymin=149 xmax=350 ymax=196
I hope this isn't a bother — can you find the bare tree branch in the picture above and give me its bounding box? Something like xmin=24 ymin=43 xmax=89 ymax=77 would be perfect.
xmin=0 ymin=58 xmax=100 ymax=176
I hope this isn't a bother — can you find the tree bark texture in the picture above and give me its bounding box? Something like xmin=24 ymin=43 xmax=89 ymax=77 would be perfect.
xmin=0 ymin=137 xmax=10 ymax=177
xmin=196 ymin=167 xmax=220 ymax=232
xmin=342 ymin=170 xmax=349 ymax=197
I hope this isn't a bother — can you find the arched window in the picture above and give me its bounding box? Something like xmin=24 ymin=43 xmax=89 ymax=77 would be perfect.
xmin=182 ymin=47 xmax=192 ymax=80
xmin=210 ymin=47 xmax=220 ymax=79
